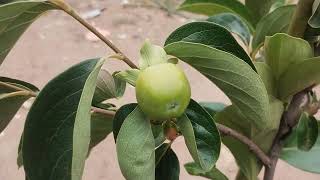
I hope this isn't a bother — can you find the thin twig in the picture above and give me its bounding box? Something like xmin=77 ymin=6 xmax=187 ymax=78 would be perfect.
xmin=216 ymin=123 xmax=271 ymax=167
xmin=49 ymin=0 xmax=138 ymax=69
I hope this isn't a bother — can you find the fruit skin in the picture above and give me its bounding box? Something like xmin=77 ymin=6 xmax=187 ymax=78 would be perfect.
xmin=136 ymin=63 xmax=191 ymax=120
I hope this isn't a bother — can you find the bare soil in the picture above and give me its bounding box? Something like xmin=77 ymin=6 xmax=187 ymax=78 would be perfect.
xmin=0 ymin=0 xmax=319 ymax=179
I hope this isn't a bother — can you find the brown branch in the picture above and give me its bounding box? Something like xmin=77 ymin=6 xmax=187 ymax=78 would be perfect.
xmin=264 ymin=87 xmax=311 ymax=180
xmin=216 ymin=123 xmax=271 ymax=167
xmin=50 ymin=0 xmax=138 ymax=69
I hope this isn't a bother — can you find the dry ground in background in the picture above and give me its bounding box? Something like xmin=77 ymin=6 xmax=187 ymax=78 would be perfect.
xmin=0 ymin=0 xmax=319 ymax=179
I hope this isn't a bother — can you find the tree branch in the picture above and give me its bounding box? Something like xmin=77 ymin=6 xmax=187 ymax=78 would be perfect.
xmin=216 ymin=123 xmax=271 ymax=167
xmin=50 ymin=0 xmax=138 ymax=69
xmin=264 ymin=87 xmax=312 ymax=180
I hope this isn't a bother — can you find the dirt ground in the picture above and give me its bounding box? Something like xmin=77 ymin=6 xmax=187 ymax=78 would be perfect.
xmin=0 ymin=0 xmax=320 ymax=179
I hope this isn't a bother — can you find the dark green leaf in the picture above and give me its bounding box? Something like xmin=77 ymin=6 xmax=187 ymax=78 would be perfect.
xmin=165 ymin=42 xmax=270 ymax=130
xmin=184 ymin=162 xmax=228 ymax=180
xmin=165 ymin=22 xmax=255 ymax=71
xmin=245 ymin=0 xmax=281 ymax=22
xmin=0 ymin=1 xmax=59 ymax=65
xmin=112 ymin=103 xmax=137 ymax=141
xmin=0 ymin=77 xmax=38 ymax=132
xmin=116 ymin=106 xmax=155 ymax=179
xmin=297 ymin=113 xmax=318 ymax=151
xmin=264 ymin=33 xmax=313 ymax=80
xmin=280 ymin=121 xmax=320 ymax=173
xmin=207 ymin=13 xmax=251 ymax=45
xmin=309 ymin=0 xmax=320 ymax=28
xmin=92 ymin=69 xmax=126 ymax=105
xmin=278 ymin=57 xmax=320 ymax=101
xmin=155 ymin=143 xmax=180 ymax=180
xmin=89 ymin=112 xmax=113 ymax=149
xmin=177 ymin=99 xmax=221 ymax=171
xmin=252 ymin=5 xmax=296 ymax=51
xmin=199 ymin=102 xmax=226 ymax=117
xmin=22 ymin=58 xmax=104 ymax=180
xmin=179 ymin=0 xmax=255 ymax=30
xmin=0 ymin=77 xmax=39 ymax=92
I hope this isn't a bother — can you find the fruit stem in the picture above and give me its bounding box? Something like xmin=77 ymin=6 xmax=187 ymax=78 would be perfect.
xmin=49 ymin=0 xmax=138 ymax=69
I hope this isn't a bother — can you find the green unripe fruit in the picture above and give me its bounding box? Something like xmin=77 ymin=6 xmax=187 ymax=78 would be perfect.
xmin=135 ymin=63 xmax=191 ymax=120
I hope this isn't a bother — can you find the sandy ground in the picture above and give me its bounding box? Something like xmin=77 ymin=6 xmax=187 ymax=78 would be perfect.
xmin=0 ymin=0 xmax=320 ymax=179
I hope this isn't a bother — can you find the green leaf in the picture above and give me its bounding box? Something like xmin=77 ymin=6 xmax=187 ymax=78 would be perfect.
xmin=116 ymin=106 xmax=155 ymax=180
xmin=199 ymin=102 xmax=226 ymax=117
xmin=179 ymin=0 xmax=255 ymax=30
xmin=254 ymin=62 xmax=276 ymax=96
xmin=152 ymin=124 xmax=166 ymax=148
xmin=296 ymin=113 xmax=318 ymax=151
xmin=165 ymin=42 xmax=270 ymax=130
xmin=280 ymin=121 xmax=320 ymax=173
xmin=0 ymin=0 xmax=59 ymax=65
xmin=89 ymin=112 xmax=113 ymax=149
xmin=245 ymin=0 xmax=278 ymax=22
xmin=0 ymin=77 xmax=38 ymax=132
xmin=155 ymin=143 xmax=180 ymax=180
xmin=22 ymin=58 xmax=104 ymax=180
xmin=215 ymin=97 xmax=283 ymax=180
xmin=112 ymin=103 xmax=137 ymax=141
xmin=278 ymin=57 xmax=320 ymax=101
xmin=93 ymin=69 xmax=126 ymax=105
xmin=165 ymin=22 xmax=255 ymax=71
xmin=207 ymin=13 xmax=251 ymax=45
xmin=115 ymin=69 xmax=140 ymax=86
xmin=264 ymin=33 xmax=313 ymax=80
xmin=177 ymin=99 xmax=221 ymax=171
xmin=252 ymin=5 xmax=296 ymax=51
xmin=139 ymin=40 xmax=167 ymax=70
xmin=184 ymin=162 xmax=228 ymax=180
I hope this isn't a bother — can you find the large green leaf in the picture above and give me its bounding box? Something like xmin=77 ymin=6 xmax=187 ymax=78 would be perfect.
xmin=184 ymin=162 xmax=228 ymax=180
xmin=22 ymin=58 xmax=104 ymax=180
xmin=252 ymin=5 xmax=296 ymax=51
xmin=280 ymin=121 xmax=320 ymax=173
xmin=278 ymin=57 xmax=320 ymax=100
xmin=215 ymin=97 xmax=283 ymax=180
xmin=296 ymin=113 xmax=318 ymax=151
xmin=165 ymin=21 xmax=255 ymax=71
xmin=0 ymin=77 xmax=39 ymax=132
xmin=264 ymin=33 xmax=313 ymax=80
xmin=155 ymin=143 xmax=180 ymax=180
xmin=177 ymin=99 xmax=221 ymax=171
xmin=179 ymin=0 xmax=255 ymax=30
xmin=254 ymin=62 xmax=276 ymax=96
xmin=0 ymin=0 xmax=59 ymax=65
xmin=92 ymin=69 xmax=126 ymax=105
xmin=116 ymin=106 xmax=155 ymax=180
xmin=165 ymin=42 xmax=269 ymax=130
xmin=207 ymin=13 xmax=251 ymax=45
